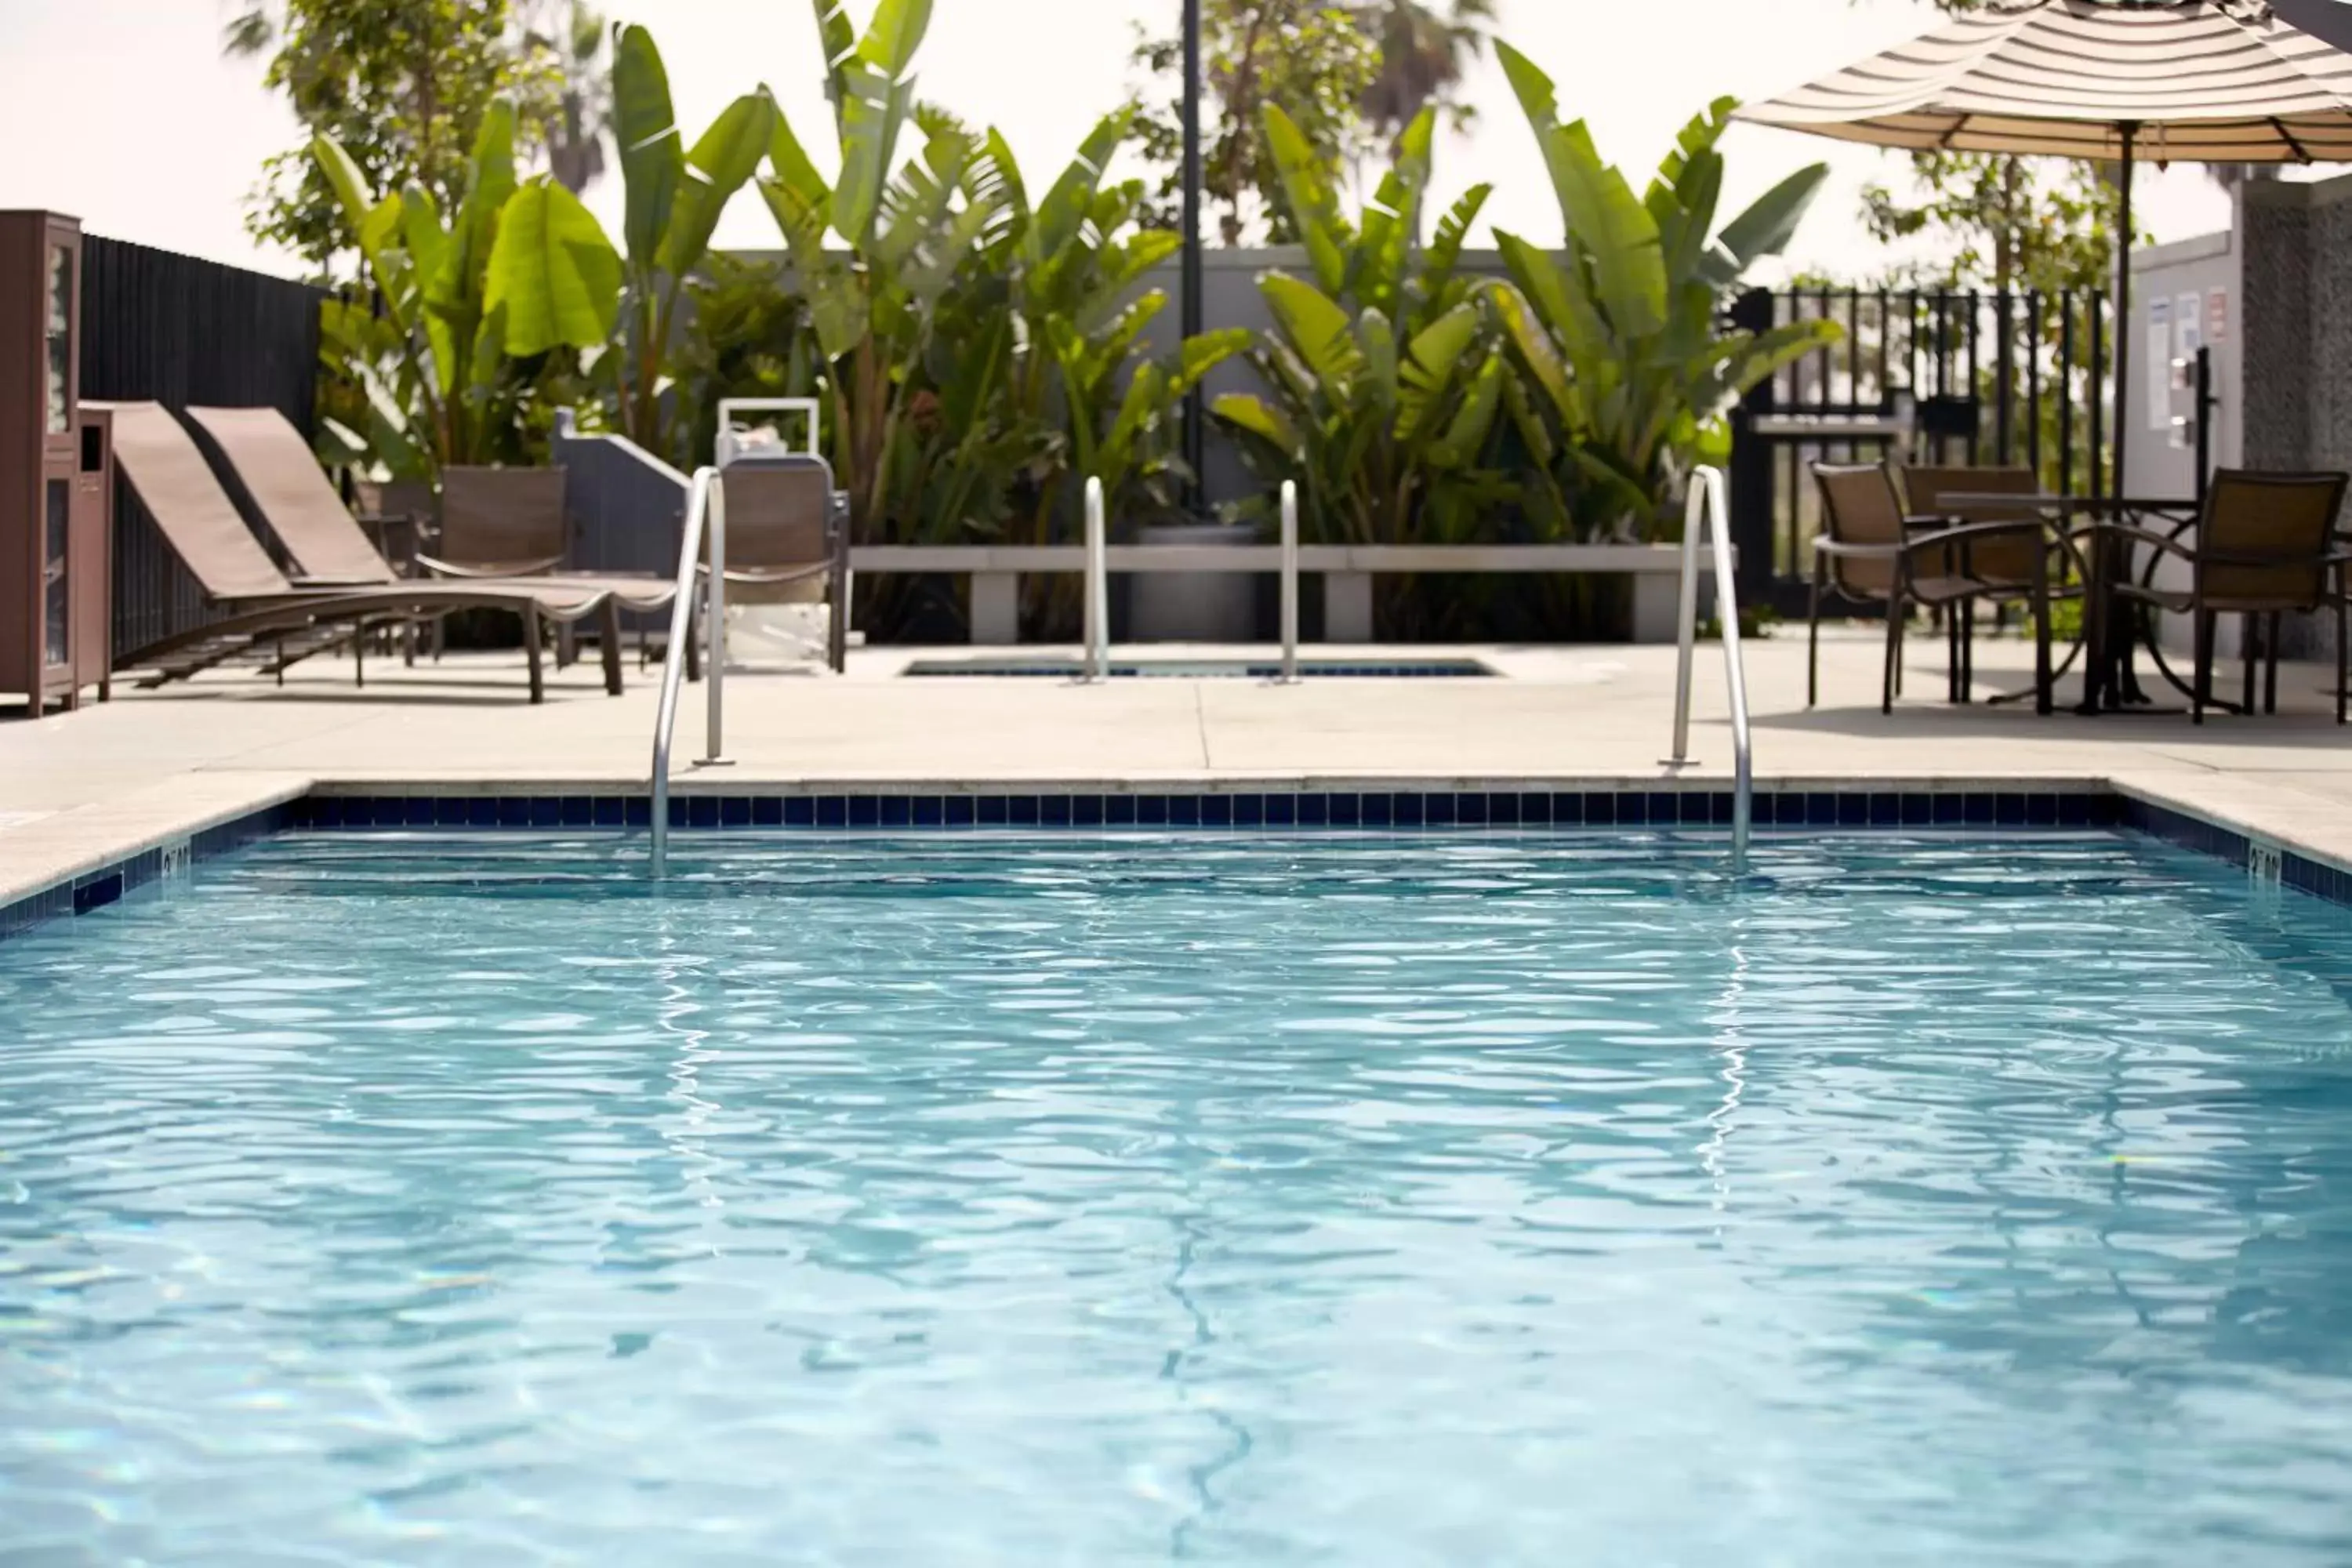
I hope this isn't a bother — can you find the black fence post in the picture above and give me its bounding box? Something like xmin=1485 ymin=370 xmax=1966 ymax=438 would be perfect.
xmin=1726 ymin=287 xmax=1777 ymax=608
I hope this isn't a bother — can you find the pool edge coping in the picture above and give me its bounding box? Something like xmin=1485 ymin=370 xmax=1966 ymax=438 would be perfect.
xmin=4 ymin=771 xmax=2349 ymax=939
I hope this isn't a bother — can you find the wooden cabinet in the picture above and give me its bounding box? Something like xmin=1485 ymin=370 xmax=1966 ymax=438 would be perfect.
xmin=0 ymin=211 xmax=108 ymax=714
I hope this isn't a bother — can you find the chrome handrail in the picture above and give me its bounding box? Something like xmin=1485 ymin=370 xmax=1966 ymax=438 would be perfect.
xmin=1083 ymin=477 xmax=1109 ymax=682
xmin=1665 ymin=466 xmax=1751 ymax=869
xmin=651 ymin=466 xmax=728 ymax=878
xmin=1279 ymin=480 xmax=1300 ymax=683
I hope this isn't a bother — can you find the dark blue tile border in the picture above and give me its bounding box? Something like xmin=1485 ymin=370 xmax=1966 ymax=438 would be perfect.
xmin=6 ymin=788 xmax=2348 ymax=945
xmin=2 ymin=801 xmax=295 ymax=944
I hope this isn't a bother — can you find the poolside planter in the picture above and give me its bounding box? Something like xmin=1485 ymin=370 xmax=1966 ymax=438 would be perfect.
xmin=1127 ymin=521 xmax=1261 ymax=641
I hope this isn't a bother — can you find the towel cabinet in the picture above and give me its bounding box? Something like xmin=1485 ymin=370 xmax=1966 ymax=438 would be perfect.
xmin=0 ymin=211 xmax=108 ymax=714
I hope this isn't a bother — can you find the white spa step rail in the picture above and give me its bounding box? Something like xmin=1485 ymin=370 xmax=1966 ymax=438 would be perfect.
xmin=650 ymin=466 xmax=728 ymax=878
xmin=1079 ymin=478 xmax=1303 ymax=684
xmin=1664 ymin=466 xmax=1751 ymax=869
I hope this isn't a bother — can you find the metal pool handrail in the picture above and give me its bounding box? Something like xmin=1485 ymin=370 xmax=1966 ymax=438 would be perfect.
xmin=650 ymin=466 xmax=728 ymax=879
xmin=1665 ymin=466 xmax=1751 ymax=869
xmin=1279 ymin=481 xmax=1300 ymax=683
xmin=1083 ymin=477 xmax=1109 ymax=681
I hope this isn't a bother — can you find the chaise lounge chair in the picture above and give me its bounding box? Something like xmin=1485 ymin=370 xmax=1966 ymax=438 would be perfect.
xmin=101 ymin=401 xmax=628 ymax=702
xmin=704 ymin=456 xmax=854 ymax=673
xmin=183 ymin=406 xmax=681 ymax=641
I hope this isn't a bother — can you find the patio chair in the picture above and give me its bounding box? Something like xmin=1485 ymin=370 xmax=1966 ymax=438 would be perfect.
xmin=1809 ymin=462 xmax=2055 ymax=715
xmin=419 ymin=466 xmax=570 ymax=579
xmin=713 ymin=457 xmax=854 ymax=673
xmin=183 ymin=406 xmax=681 ymax=652
xmin=2091 ymin=468 xmax=2350 ymax=725
xmin=99 ymin=401 xmax=624 ymax=702
xmin=1901 ymin=464 xmax=2083 ymax=702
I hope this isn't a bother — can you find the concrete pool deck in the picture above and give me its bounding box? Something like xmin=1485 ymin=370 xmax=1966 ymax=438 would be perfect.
xmin=2 ymin=629 xmax=2347 ymax=907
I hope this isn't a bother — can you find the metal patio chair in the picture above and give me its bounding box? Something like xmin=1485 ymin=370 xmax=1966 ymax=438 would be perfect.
xmin=1809 ymin=462 xmax=2055 ymax=715
xmin=2089 ymin=468 xmax=2350 ymax=724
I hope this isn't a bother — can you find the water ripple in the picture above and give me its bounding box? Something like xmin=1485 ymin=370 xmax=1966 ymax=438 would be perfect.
xmin=0 ymin=832 xmax=2350 ymax=1564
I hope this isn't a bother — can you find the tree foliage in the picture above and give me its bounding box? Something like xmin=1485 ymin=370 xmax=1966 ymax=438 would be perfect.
xmin=1860 ymin=152 xmax=2135 ymax=296
xmin=226 ymin=0 xmax=579 ymax=273
xmin=1358 ymin=0 xmax=1496 ymax=143
xmin=1122 ymin=1 xmax=1381 ymax=244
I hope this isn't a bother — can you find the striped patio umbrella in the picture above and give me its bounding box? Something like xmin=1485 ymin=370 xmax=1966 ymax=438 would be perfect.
xmin=1735 ymin=0 xmax=2352 ymax=488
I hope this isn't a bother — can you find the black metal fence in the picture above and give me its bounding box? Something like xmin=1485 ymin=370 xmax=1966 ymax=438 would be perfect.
xmin=79 ymin=236 xmax=322 ymax=660
xmin=1726 ymin=285 xmax=2114 ymax=616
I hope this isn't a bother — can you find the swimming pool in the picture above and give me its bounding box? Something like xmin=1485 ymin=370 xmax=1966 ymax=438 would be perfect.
xmin=4 ymin=831 xmax=2350 ymax=1563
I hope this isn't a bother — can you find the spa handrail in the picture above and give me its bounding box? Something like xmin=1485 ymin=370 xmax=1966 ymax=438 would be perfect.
xmin=1083 ymin=477 xmax=1109 ymax=681
xmin=1279 ymin=480 xmax=1300 ymax=682
xmin=650 ymin=466 xmax=727 ymax=878
xmin=1666 ymin=466 xmax=1751 ymax=868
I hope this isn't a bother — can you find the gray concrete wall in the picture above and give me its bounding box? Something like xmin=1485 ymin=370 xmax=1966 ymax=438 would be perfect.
xmin=2236 ymin=174 xmax=2352 ymax=661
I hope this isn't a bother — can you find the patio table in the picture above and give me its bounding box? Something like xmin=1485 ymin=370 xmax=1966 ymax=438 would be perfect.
xmin=1939 ymin=492 xmax=2203 ymax=715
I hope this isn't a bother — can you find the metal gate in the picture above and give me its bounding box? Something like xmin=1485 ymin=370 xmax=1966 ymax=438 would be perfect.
xmin=1726 ymin=285 xmax=2115 ymax=617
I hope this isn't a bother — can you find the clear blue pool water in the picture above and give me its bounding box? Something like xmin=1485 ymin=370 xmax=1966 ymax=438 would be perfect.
xmin=3 ymin=832 xmax=2351 ymax=1565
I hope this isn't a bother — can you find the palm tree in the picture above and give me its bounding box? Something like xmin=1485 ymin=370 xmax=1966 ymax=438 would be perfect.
xmin=1357 ymin=0 xmax=1496 ymax=142
xmin=519 ymin=0 xmax=611 ymax=194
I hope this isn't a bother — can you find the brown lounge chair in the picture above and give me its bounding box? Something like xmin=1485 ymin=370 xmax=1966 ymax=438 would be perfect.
xmin=182 ymin=405 xmax=681 ymax=637
xmin=422 ymin=466 xmax=572 ymax=579
xmin=2089 ymin=468 xmax=2350 ymax=725
xmin=1809 ymin=461 xmax=2055 ymax=715
xmin=708 ymin=456 xmax=853 ymax=673
xmin=100 ymin=401 xmax=625 ymax=702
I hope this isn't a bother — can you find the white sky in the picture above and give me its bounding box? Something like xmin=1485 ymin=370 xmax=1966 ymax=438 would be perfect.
xmin=0 ymin=0 xmax=2242 ymax=280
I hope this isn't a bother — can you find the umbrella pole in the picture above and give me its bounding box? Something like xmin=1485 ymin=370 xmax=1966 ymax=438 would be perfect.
xmin=2114 ymin=122 xmax=2135 ymax=499
xmin=2113 ymin=122 xmax=2150 ymax=707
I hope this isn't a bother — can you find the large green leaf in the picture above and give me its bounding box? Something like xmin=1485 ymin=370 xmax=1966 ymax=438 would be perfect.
xmin=826 ymin=0 xmax=932 ymax=241
xmin=876 ymin=123 xmax=971 ymax=270
xmin=1414 ymin=183 xmax=1491 ymax=329
xmin=1648 ymin=118 xmax=1722 ymax=292
xmin=831 ymin=59 xmax=913 ymax=243
xmin=1432 ymin=354 xmax=1504 ymax=467
xmin=1550 ymin=121 xmax=1665 ymax=339
xmin=1035 ymin=111 xmax=1129 ymax=263
xmin=612 ymin=24 xmax=683 ymax=274
xmin=430 ymin=96 xmax=517 ymax=321
xmin=490 ymin=178 xmax=623 ymax=358
xmin=858 ymin=0 xmax=935 ymax=74
xmin=1494 ymin=230 xmax=1606 ymax=386
xmin=1494 ymin=40 xmax=1561 ymax=140
xmin=758 ymin=171 xmax=861 ymax=347
xmin=658 ymin=90 xmax=774 ymax=278
xmin=1396 ymin=301 xmax=1480 ymax=440
xmin=312 ymin=133 xmax=377 ymax=239
xmin=1702 ymin=162 xmax=1829 ymax=290
xmin=399 ymin=188 xmax=456 ymax=390
xmin=1355 ymin=106 xmax=1433 ymax=317
xmin=811 ymin=0 xmax=858 ymax=108
xmin=768 ymin=107 xmax=833 ymax=216
xmin=1259 ymin=271 xmax=1363 ymax=398
xmin=1261 ymin=103 xmax=1350 ymax=296
xmin=1485 ymin=278 xmax=1573 ymax=426
xmin=1700 ymin=318 xmax=1842 ymax=415
xmin=1167 ymin=328 xmax=1252 ymax=399
xmin=1210 ymin=394 xmax=1304 ymax=460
